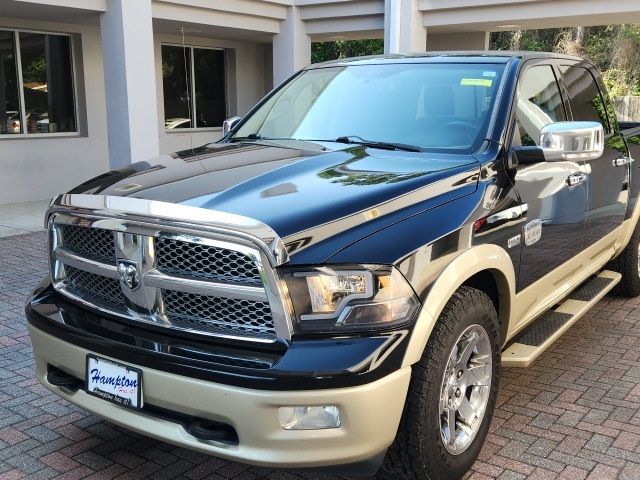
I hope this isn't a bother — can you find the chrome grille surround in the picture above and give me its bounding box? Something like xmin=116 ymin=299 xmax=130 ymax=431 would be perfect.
xmin=47 ymin=194 xmax=292 ymax=343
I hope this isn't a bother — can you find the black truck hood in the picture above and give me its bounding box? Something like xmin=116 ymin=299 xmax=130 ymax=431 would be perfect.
xmin=72 ymin=142 xmax=480 ymax=256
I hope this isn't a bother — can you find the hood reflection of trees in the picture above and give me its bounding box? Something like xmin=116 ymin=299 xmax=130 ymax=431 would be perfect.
xmin=318 ymin=158 xmax=430 ymax=186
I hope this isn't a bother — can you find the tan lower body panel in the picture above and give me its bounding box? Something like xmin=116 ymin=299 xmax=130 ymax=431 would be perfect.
xmin=502 ymin=270 xmax=621 ymax=367
xmin=508 ymin=227 xmax=621 ymax=340
xmin=29 ymin=324 xmax=411 ymax=468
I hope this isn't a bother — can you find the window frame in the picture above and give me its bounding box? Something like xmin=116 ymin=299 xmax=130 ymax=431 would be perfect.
xmin=161 ymin=43 xmax=228 ymax=132
xmin=507 ymin=59 xmax=569 ymax=150
xmin=558 ymin=63 xmax=613 ymax=134
xmin=0 ymin=27 xmax=80 ymax=139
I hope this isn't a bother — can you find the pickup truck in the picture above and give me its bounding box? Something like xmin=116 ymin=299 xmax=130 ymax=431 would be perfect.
xmin=27 ymin=52 xmax=640 ymax=479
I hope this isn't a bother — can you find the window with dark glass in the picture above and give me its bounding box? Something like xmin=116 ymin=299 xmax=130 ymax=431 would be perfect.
xmin=560 ymin=65 xmax=610 ymax=131
xmin=162 ymin=45 xmax=226 ymax=129
xmin=161 ymin=46 xmax=191 ymax=129
xmin=19 ymin=32 xmax=76 ymax=134
xmin=0 ymin=29 xmax=76 ymax=136
xmin=0 ymin=31 xmax=21 ymax=134
xmin=514 ymin=65 xmax=566 ymax=146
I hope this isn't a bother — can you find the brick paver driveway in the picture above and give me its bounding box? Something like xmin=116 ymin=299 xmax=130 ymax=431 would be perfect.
xmin=2 ymin=232 xmax=640 ymax=480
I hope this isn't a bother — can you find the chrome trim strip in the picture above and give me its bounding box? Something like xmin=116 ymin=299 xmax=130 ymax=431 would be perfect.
xmin=144 ymin=270 xmax=269 ymax=302
xmin=48 ymin=194 xmax=289 ymax=266
xmin=54 ymin=247 xmax=118 ymax=279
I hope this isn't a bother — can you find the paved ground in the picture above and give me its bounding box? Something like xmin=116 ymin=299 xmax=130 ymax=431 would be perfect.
xmin=0 ymin=201 xmax=49 ymax=238
xmin=1 ymin=232 xmax=640 ymax=480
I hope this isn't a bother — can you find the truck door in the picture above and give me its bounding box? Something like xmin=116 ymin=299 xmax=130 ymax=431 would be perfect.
xmin=559 ymin=63 xmax=629 ymax=245
xmin=621 ymin=123 xmax=640 ymax=218
xmin=509 ymin=62 xmax=588 ymax=291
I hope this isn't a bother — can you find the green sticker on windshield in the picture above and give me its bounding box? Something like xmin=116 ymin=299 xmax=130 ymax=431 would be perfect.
xmin=460 ymin=78 xmax=493 ymax=87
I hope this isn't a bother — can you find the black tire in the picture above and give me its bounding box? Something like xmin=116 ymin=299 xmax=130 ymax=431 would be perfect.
xmin=382 ymin=286 xmax=501 ymax=480
xmin=609 ymin=221 xmax=640 ymax=297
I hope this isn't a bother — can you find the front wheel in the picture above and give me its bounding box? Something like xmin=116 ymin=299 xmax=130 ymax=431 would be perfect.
xmin=382 ymin=286 xmax=501 ymax=480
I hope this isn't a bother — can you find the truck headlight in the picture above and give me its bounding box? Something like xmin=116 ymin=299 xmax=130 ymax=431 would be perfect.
xmin=280 ymin=265 xmax=420 ymax=333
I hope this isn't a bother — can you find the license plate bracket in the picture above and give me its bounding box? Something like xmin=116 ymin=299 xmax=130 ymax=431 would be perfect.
xmin=85 ymin=354 xmax=143 ymax=410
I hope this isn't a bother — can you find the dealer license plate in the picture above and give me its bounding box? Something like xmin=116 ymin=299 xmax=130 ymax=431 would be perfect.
xmin=86 ymin=355 xmax=142 ymax=409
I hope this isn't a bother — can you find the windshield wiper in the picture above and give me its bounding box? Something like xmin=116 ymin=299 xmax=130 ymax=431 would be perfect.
xmin=230 ymin=134 xmax=422 ymax=152
xmin=334 ymin=136 xmax=423 ymax=152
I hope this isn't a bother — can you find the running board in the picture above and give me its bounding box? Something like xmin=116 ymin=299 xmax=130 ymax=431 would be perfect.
xmin=502 ymin=270 xmax=621 ymax=367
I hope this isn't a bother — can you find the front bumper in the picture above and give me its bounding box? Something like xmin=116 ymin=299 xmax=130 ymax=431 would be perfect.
xmin=30 ymin=324 xmax=411 ymax=468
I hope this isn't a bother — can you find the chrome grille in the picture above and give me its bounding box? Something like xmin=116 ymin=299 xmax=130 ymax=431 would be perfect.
xmin=156 ymin=237 xmax=262 ymax=285
xmin=49 ymin=209 xmax=286 ymax=342
xmin=65 ymin=265 xmax=126 ymax=308
xmin=163 ymin=290 xmax=275 ymax=339
xmin=61 ymin=225 xmax=116 ymax=264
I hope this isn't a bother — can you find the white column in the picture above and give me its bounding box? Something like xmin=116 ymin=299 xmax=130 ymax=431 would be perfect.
xmin=427 ymin=32 xmax=490 ymax=51
xmin=273 ymin=6 xmax=310 ymax=86
xmin=100 ymin=0 xmax=159 ymax=169
xmin=384 ymin=0 xmax=426 ymax=54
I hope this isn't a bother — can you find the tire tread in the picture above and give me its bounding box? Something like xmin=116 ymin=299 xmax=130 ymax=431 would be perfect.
xmin=382 ymin=286 xmax=500 ymax=480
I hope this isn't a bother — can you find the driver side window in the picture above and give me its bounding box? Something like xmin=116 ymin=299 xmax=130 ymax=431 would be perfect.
xmin=513 ymin=65 xmax=567 ymax=147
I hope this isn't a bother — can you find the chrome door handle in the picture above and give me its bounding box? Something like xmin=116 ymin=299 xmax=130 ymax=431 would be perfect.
xmin=613 ymin=156 xmax=634 ymax=167
xmin=567 ymin=172 xmax=587 ymax=186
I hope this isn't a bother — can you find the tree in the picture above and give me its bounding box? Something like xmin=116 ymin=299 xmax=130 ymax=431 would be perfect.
xmin=490 ymin=25 xmax=640 ymax=96
xmin=310 ymin=29 xmax=640 ymax=96
xmin=311 ymin=39 xmax=384 ymax=63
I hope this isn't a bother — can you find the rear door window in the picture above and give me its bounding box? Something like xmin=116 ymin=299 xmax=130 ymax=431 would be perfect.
xmin=559 ymin=65 xmax=610 ymax=132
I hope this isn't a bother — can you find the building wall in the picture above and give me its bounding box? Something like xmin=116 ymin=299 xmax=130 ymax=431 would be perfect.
xmin=0 ymin=18 xmax=110 ymax=204
xmin=0 ymin=16 xmax=271 ymax=204
xmin=154 ymin=34 xmax=272 ymax=155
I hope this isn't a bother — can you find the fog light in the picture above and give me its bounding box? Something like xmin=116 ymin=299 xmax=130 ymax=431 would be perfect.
xmin=278 ymin=405 xmax=341 ymax=430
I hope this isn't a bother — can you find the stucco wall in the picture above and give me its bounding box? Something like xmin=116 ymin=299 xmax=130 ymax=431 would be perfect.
xmin=0 ymin=18 xmax=110 ymax=204
xmin=0 ymin=18 xmax=270 ymax=204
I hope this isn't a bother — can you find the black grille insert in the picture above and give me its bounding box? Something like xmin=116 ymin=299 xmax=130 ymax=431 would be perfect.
xmin=61 ymin=225 xmax=116 ymax=264
xmin=162 ymin=290 xmax=275 ymax=339
xmin=156 ymin=237 xmax=262 ymax=286
xmin=65 ymin=265 xmax=126 ymax=309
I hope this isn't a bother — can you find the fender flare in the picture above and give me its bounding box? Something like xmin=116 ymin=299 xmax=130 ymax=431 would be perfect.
xmin=401 ymin=244 xmax=516 ymax=367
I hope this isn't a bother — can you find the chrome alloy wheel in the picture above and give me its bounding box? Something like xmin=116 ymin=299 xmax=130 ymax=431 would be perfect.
xmin=439 ymin=324 xmax=493 ymax=455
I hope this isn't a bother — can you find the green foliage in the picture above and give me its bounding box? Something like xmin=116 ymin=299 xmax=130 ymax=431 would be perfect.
xmin=311 ymin=39 xmax=384 ymax=63
xmin=490 ymin=25 xmax=640 ymax=97
xmin=311 ymin=30 xmax=640 ymax=96
xmin=21 ymin=55 xmax=46 ymax=84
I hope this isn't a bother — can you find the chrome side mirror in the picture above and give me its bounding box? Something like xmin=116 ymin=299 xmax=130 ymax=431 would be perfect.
xmin=540 ymin=121 xmax=604 ymax=161
xmin=222 ymin=116 xmax=241 ymax=136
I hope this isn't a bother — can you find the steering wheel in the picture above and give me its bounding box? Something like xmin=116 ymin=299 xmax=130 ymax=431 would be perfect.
xmin=435 ymin=121 xmax=479 ymax=144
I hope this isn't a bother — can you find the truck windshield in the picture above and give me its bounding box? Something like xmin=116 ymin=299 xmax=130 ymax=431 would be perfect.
xmin=232 ymin=62 xmax=506 ymax=153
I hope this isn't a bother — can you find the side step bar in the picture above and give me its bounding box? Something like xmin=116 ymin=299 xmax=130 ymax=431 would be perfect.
xmin=502 ymin=270 xmax=621 ymax=367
